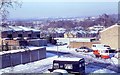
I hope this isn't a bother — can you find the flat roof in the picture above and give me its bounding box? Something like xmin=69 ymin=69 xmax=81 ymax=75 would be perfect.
xmin=54 ymin=57 xmax=83 ymax=62
xmin=70 ymin=38 xmax=95 ymax=42
xmin=0 ymin=46 xmax=45 ymax=55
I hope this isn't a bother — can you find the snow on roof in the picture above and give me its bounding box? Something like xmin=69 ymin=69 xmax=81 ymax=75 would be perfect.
xmin=18 ymin=26 xmax=40 ymax=32
xmin=100 ymin=24 xmax=120 ymax=33
xmin=9 ymin=26 xmax=23 ymax=31
xmin=89 ymin=30 xmax=98 ymax=34
xmin=70 ymin=31 xmax=78 ymax=35
xmin=7 ymin=26 xmax=40 ymax=32
xmin=18 ymin=26 xmax=32 ymax=31
xmin=0 ymin=46 xmax=45 ymax=55
xmin=78 ymin=30 xmax=86 ymax=34
xmin=70 ymin=38 xmax=92 ymax=42
xmin=54 ymin=38 xmax=95 ymax=43
xmin=70 ymin=30 xmax=86 ymax=34
xmin=54 ymin=28 xmax=66 ymax=33
xmin=54 ymin=57 xmax=83 ymax=61
xmin=0 ymin=26 xmax=13 ymax=32
xmin=29 ymin=28 xmax=40 ymax=32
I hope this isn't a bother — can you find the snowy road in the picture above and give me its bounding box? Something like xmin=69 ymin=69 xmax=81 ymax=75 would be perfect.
xmin=30 ymin=52 xmax=118 ymax=73
xmin=46 ymin=45 xmax=120 ymax=73
xmin=62 ymin=54 xmax=117 ymax=73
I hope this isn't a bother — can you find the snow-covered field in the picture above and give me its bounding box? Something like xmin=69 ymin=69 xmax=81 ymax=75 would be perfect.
xmin=0 ymin=45 xmax=119 ymax=74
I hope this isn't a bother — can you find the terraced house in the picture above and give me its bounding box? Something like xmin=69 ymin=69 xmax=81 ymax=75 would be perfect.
xmin=0 ymin=26 xmax=41 ymax=51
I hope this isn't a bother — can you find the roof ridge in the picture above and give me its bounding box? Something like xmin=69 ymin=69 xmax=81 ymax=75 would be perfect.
xmin=100 ymin=24 xmax=120 ymax=33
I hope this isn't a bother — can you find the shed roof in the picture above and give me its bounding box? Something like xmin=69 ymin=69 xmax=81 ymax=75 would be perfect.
xmin=0 ymin=46 xmax=45 ymax=55
xmin=54 ymin=57 xmax=83 ymax=61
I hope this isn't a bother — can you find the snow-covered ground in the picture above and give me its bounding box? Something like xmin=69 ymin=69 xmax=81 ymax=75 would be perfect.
xmin=0 ymin=45 xmax=119 ymax=74
xmin=46 ymin=45 xmax=120 ymax=72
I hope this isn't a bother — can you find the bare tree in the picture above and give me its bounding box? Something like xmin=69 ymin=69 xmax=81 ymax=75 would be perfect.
xmin=0 ymin=0 xmax=22 ymax=22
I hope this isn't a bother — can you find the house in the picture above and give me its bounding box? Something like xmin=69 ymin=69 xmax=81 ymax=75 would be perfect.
xmin=64 ymin=31 xmax=87 ymax=38
xmin=0 ymin=26 xmax=40 ymax=40
xmin=100 ymin=24 xmax=120 ymax=50
xmin=0 ymin=26 xmax=41 ymax=51
xmin=64 ymin=32 xmax=77 ymax=38
xmin=88 ymin=25 xmax=105 ymax=38
xmin=88 ymin=25 xmax=105 ymax=31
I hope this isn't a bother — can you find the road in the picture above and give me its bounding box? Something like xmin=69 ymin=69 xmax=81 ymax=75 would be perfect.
xmin=34 ymin=52 xmax=119 ymax=73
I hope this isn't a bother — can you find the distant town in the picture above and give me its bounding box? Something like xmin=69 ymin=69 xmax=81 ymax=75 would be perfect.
xmin=1 ymin=14 xmax=118 ymax=38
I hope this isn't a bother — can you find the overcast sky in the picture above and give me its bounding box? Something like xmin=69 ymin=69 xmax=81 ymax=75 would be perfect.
xmin=8 ymin=0 xmax=118 ymax=19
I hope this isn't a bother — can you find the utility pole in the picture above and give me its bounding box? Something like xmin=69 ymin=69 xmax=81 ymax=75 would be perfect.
xmin=2 ymin=40 xmax=4 ymax=51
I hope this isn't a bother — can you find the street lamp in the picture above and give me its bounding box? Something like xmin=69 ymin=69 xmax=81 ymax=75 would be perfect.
xmin=56 ymin=39 xmax=59 ymax=58
xmin=57 ymin=44 xmax=59 ymax=57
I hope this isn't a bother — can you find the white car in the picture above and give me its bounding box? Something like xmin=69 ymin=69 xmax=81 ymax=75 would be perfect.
xmin=75 ymin=46 xmax=92 ymax=52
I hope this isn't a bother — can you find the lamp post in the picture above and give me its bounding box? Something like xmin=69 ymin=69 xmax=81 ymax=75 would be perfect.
xmin=69 ymin=37 xmax=70 ymax=50
xmin=57 ymin=44 xmax=59 ymax=57
xmin=56 ymin=39 xmax=59 ymax=58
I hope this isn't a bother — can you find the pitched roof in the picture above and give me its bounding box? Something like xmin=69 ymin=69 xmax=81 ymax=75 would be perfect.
xmin=0 ymin=26 xmax=13 ymax=32
xmin=100 ymin=24 xmax=120 ymax=33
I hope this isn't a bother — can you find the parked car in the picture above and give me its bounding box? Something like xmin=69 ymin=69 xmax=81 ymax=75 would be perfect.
xmin=75 ymin=46 xmax=92 ymax=52
xmin=57 ymin=42 xmax=67 ymax=46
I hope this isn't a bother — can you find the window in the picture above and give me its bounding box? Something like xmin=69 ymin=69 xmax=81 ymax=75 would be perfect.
xmin=105 ymin=50 xmax=109 ymax=53
xmin=28 ymin=34 xmax=31 ymax=37
xmin=7 ymin=34 xmax=12 ymax=38
xmin=104 ymin=45 xmax=110 ymax=47
xmin=53 ymin=63 xmax=59 ymax=69
xmin=18 ymin=34 xmax=22 ymax=37
xmin=37 ymin=34 xmax=40 ymax=38
xmin=93 ymin=45 xmax=96 ymax=47
xmin=109 ymin=50 xmax=115 ymax=53
xmin=79 ymin=64 xmax=82 ymax=67
xmin=64 ymin=64 xmax=73 ymax=69
xmin=60 ymin=65 xmax=63 ymax=68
